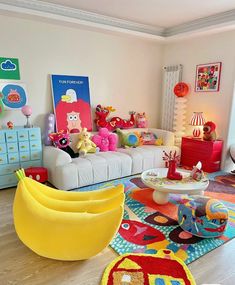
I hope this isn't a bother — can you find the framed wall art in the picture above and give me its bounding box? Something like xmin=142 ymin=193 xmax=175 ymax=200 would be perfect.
xmin=51 ymin=74 xmax=92 ymax=133
xmin=195 ymin=62 xmax=222 ymax=92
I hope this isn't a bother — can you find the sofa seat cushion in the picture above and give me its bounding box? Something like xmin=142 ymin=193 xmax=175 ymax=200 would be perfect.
xmin=71 ymin=151 xmax=132 ymax=187
xmin=117 ymin=145 xmax=180 ymax=174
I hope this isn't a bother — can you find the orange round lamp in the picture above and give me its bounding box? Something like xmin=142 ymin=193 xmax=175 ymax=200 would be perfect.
xmin=174 ymin=82 xmax=189 ymax=97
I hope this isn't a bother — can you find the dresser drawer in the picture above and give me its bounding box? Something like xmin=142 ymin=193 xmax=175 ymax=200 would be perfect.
xmin=19 ymin=152 xmax=30 ymax=162
xmin=7 ymin=142 xmax=18 ymax=153
xmin=8 ymin=153 xmax=19 ymax=164
xmin=30 ymin=150 xmax=42 ymax=161
xmin=6 ymin=131 xmax=17 ymax=143
xmin=18 ymin=141 xmax=30 ymax=152
xmin=21 ymin=160 xmax=42 ymax=169
xmin=29 ymin=128 xmax=41 ymax=141
xmin=0 ymin=143 xmax=7 ymax=154
xmin=0 ymin=132 xmax=5 ymax=143
xmin=30 ymin=140 xmax=42 ymax=151
xmin=0 ymin=163 xmax=20 ymax=176
xmin=0 ymin=154 xmax=8 ymax=165
xmin=17 ymin=129 xmax=29 ymax=141
xmin=0 ymin=174 xmax=18 ymax=187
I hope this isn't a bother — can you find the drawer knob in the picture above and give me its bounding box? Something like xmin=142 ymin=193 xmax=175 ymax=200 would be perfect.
xmin=9 ymin=147 xmax=14 ymax=150
xmin=10 ymin=158 xmax=15 ymax=161
xmin=8 ymin=136 xmax=13 ymax=139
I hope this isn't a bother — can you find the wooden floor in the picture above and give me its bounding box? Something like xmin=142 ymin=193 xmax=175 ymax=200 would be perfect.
xmin=1 ymin=188 xmax=235 ymax=285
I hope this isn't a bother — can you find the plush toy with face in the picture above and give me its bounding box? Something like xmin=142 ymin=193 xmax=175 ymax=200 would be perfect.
xmin=76 ymin=128 xmax=97 ymax=156
xmin=49 ymin=130 xmax=79 ymax=158
xmin=203 ymin=121 xmax=216 ymax=141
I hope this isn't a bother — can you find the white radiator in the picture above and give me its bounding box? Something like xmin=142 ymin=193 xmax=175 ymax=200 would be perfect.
xmin=161 ymin=65 xmax=183 ymax=132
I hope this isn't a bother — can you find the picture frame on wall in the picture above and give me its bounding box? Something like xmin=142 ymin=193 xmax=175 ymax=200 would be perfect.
xmin=50 ymin=75 xmax=92 ymax=133
xmin=195 ymin=62 xmax=222 ymax=92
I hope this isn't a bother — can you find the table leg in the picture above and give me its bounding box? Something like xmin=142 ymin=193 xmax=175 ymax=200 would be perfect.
xmin=152 ymin=190 xmax=169 ymax=205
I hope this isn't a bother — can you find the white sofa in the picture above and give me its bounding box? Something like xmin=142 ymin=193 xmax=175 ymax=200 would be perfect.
xmin=43 ymin=128 xmax=180 ymax=190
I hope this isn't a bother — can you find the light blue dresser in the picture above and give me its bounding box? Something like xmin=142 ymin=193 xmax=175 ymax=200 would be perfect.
xmin=0 ymin=127 xmax=42 ymax=189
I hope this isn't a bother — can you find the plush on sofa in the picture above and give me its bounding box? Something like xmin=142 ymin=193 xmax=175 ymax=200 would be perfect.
xmin=43 ymin=128 xmax=180 ymax=190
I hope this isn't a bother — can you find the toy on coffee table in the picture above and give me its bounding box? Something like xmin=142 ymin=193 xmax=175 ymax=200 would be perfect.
xmin=92 ymin=127 xmax=118 ymax=152
xmin=190 ymin=161 xmax=205 ymax=181
xmin=95 ymin=104 xmax=135 ymax=131
xmin=49 ymin=130 xmax=79 ymax=158
xmin=76 ymin=127 xmax=97 ymax=156
xmin=163 ymin=150 xmax=182 ymax=180
xmin=203 ymin=121 xmax=217 ymax=141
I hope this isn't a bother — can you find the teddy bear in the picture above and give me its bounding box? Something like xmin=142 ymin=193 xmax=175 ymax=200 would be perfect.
xmin=203 ymin=121 xmax=217 ymax=141
xmin=76 ymin=128 xmax=97 ymax=156
xmin=91 ymin=127 xmax=118 ymax=152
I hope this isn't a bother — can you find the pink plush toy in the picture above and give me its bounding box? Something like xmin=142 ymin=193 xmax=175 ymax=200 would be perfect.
xmin=92 ymin=128 xmax=118 ymax=152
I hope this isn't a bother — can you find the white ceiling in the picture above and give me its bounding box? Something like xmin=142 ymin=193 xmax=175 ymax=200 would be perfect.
xmin=39 ymin=0 xmax=235 ymax=28
xmin=1 ymin=0 xmax=235 ymax=40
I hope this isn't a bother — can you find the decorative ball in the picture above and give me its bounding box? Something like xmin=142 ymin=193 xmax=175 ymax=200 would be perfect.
xmin=174 ymin=82 xmax=189 ymax=97
xmin=178 ymin=196 xmax=228 ymax=238
xmin=21 ymin=105 xmax=32 ymax=116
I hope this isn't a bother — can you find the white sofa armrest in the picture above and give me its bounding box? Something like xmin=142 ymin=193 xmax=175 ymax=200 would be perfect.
xmin=148 ymin=128 xmax=175 ymax=146
xmin=43 ymin=146 xmax=72 ymax=167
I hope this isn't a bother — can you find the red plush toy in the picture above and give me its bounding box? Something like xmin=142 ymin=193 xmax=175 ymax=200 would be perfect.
xmin=94 ymin=104 xmax=135 ymax=131
xmin=203 ymin=121 xmax=217 ymax=141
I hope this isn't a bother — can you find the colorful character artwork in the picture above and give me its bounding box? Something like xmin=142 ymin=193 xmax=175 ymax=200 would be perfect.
xmin=195 ymin=62 xmax=222 ymax=92
xmin=101 ymin=250 xmax=196 ymax=285
xmin=0 ymin=57 xmax=20 ymax=80
xmin=0 ymin=82 xmax=27 ymax=110
xmin=51 ymin=75 xmax=92 ymax=133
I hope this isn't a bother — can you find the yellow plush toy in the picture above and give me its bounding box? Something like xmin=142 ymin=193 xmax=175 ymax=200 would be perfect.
xmin=76 ymin=127 xmax=97 ymax=155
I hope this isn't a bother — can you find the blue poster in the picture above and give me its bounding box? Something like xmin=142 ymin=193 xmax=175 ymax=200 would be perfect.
xmin=51 ymin=75 xmax=92 ymax=132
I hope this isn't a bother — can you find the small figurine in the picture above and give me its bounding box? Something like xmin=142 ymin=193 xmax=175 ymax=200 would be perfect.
xmin=190 ymin=161 xmax=204 ymax=181
xmin=7 ymin=121 xmax=14 ymax=129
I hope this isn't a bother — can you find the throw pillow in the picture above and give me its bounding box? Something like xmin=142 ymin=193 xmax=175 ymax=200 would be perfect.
xmin=140 ymin=131 xmax=163 ymax=146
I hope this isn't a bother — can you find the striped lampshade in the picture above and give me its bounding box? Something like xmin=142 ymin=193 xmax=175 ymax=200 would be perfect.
xmin=190 ymin=112 xmax=205 ymax=126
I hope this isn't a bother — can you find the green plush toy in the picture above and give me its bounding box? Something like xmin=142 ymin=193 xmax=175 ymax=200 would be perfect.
xmin=116 ymin=128 xmax=140 ymax=148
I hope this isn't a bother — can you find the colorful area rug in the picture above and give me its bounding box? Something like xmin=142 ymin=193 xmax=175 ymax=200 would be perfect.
xmin=101 ymin=250 xmax=196 ymax=285
xmin=79 ymin=172 xmax=235 ymax=264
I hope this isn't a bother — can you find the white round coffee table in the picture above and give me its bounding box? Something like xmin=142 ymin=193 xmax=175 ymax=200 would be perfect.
xmin=141 ymin=168 xmax=209 ymax=205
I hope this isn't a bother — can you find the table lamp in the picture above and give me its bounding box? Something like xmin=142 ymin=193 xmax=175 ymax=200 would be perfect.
xmin=21 ymin=105 xmax=33 ymax=128
xmin=190 ymin=112 xmax=205 ymax=138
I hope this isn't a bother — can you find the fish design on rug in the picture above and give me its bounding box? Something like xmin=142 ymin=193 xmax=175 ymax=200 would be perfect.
xmin=119 ymin=219 xmax=165 ymax=246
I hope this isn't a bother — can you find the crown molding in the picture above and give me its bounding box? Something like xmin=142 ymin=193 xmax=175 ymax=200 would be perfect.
xmin=164 ymin=9 xmax=235 ymax=37
xmin=0 ymin=0 xmax=165 ymax=40
xmin=0 ymin=0 xmax=235 ymax=41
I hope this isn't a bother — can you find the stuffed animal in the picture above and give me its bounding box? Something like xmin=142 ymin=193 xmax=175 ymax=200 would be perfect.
xmin=203 ymin=121 xmax=217 ymax=141
xmin=95 ymin=104 xmax=135 ymax=131
xmin=76 ymin=128 xmax=97 ymax=156
xmin=92 ymin=128 xmax=118 ymax=152
xmin=49 ymin=130 xmax=79 ymax=158
xmin=136 ymin=112 xmax=148 ymax=128
xmin=140 ymin=131 xmax=163 ymax=146
xmin=116 ymin=128 xmax=140 ymax=148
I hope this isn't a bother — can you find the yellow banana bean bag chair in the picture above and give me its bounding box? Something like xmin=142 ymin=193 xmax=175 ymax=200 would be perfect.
xmin=13 ymin=169 xmax=124 ymax=261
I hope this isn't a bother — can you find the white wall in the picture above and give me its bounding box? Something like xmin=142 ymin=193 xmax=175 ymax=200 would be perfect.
xmin=0 ymin=14 xmax=163 ymax=132
xmin=163 ymin=30 xmax=235 ymax=169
